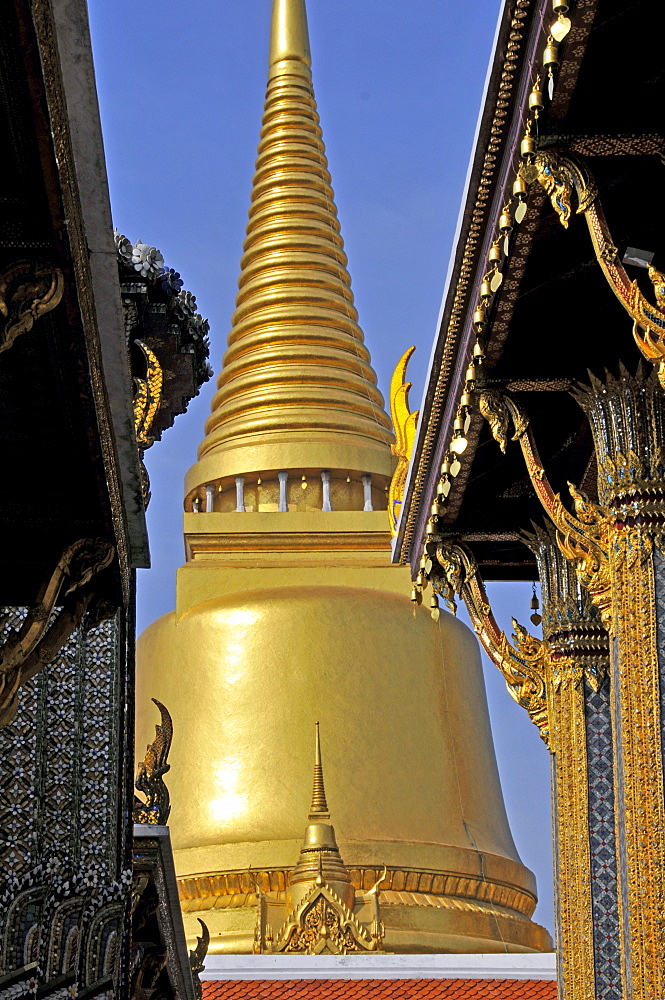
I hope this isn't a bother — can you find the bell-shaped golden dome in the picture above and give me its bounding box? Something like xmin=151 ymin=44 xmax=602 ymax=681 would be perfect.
xmin=136 ymin=0 xmax=551 ymax=959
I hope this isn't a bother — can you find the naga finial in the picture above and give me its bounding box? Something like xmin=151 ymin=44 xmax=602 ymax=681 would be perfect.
xmin=134 ymin=699 xmax=173 ymax=825
xmin=189 ymin=918 xmax=210 ymax=1000
xmin=388 ymin=346 xmax=419 ymax=535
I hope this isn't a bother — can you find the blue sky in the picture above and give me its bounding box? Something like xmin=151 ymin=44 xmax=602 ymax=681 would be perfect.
xmin=89 ymin=0 xmax=554 ymax=935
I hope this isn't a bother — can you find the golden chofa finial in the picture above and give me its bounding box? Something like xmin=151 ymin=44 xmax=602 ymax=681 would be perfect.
xmin=269 ymin=0 xmax=311 ymax=69
xmin=309 ymin=721 xmax=330 ymax=820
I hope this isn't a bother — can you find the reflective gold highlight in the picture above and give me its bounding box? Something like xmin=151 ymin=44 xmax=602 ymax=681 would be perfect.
xmin=137 ymin=0 xmax=552 ymax=959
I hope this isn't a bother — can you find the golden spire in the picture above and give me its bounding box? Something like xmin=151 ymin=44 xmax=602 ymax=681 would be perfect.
xmin=289 ymin=725 xmax=353 ymax=910
xmin=185 ymin=0 xmax=393 ymax=500
xmin=309 ymin=721 xmax=330 ymax=820
xmin=269 ymin=0 xmax=311 ymax=68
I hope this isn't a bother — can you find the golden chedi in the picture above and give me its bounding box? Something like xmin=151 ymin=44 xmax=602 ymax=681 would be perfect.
xmin=136 ymin=0 xmax=551 ymax=955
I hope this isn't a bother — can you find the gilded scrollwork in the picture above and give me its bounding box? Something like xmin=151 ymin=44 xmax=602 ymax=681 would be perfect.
xmin=521 ymin=151 xmax=597 ymax=229
xmin=0 ymin=538 xmax=115 ymax=727
xmin=133 ymin=340 xmax=164 ymax=509
xmin=522 ymin=151 xmax=665 ymax=387
xmin=434 ymin=539 xmax=552 ymax=746
xmin=270 ymin=881 xmax=383 ymax=955
xmin=0 ymin=260 xmax=64 ymax=353
xmin=479 ymin=388 xmax=613 ymax=629
xmin=388 ymin=346 xmax=419 ymax=535
xmin=134 ymin=699 xmax=173 ymax=826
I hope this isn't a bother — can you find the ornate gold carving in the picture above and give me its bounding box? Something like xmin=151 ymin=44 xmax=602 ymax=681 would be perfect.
xmin=134 ymin=699 xmax=173 ymax=825
xmin=523 ymin=151 xmax=665 ymax=387
xmin=434 ymin=539 xmax=553 ymax=746
xmin=524 ymin=523 xmax=609 ymax=691
xmin=388 ymin=347 xmax=419 ymax=534
xmin=0 ymin=260 xmax=64 ymax=353
xmin=549 ymin=650 xmax=595 ymax=999
xmin=478 ymin=388 xmax=529 ymax=453
xmin=177 ymin=864 xmax=537 ymax=919
xmin=188 ymin=918 xmax=209 ymax=1000
xmin=270 ymin=881 xmax=383 ymax=955
xmin=612 ymin=533 xmax=665 ymax=996
xmin=134 ymin=341 xmax=164 ymax=449
xmin=133 ymin=340 xmax=164 ymax=509
xmin=480 ymin=389 xmax=613 ymax=629
xmin=0 ymin=538 xmax=114 ymax=727
xmin=437 ymin=530 xmax=597 ymax=993
xmin=521 ymin=151 xmax=597 ymax=228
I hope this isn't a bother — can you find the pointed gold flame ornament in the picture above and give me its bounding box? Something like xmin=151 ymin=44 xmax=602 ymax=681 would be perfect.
xmin=388 ymin=346 xmax=419 ymax=534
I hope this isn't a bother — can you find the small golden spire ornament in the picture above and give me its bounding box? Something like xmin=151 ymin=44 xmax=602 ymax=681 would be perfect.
xmin=310 ymin=721 xmax=330 ymax=819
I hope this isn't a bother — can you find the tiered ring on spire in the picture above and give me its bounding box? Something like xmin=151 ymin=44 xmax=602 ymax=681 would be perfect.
xmin=185 ymin=0 xmax=393 ymax=500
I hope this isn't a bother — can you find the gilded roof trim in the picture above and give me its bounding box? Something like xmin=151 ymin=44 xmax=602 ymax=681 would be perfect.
xmin=394 ymin=0 xmax=545 ymax=568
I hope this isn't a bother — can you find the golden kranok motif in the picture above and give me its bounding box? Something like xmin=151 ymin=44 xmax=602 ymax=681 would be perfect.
xmin=523 ymin=524 xmax=605 ymax=997
xmin=434 ymin=539 xmax=553 ymax=746
xmin=388 ymin=346 xmax=419 ymax=535
xmin=480 ymin=369 xmax=665 ymax=995
xmin=0 ymin=538 xmax=114 ymax=727
xmin=271 ymin=881 xmax=383 ymax=955
xmin=0 ymin=260 xmax=64 ymax=353
xmin=133 ymin=339 xmax=164 ymax=508
xmin=523 ymin=150 xmax=665 ymax=387
xmin=478 ymin=388 xmax=612 ymax=629
xmin=573 ymin=368 xmax=665 ymax=996
xmin=134 ymin=699 xmax=173 ymax=825
xmin=434 ymin=532 xmax=597 ymax=995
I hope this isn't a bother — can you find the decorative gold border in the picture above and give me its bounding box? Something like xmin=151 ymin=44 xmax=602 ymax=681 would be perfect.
xmin=612 ymin=535 xmax=665 ymax=998
xmin=177 ymin=866 xmax=536 ymax=919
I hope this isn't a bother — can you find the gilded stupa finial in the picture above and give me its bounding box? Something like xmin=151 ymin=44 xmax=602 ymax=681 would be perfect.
xmin=269 ymin=0 xmax=311 ymax=69
xmin=184 ymin=0 xmax=393 ymax=505
xmin=309 ymin=721 xmax=330 ymax=820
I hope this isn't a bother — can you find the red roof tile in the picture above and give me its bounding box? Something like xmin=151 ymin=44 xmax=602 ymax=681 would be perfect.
xmin=203 ymin=979 xmax=556 ymax=999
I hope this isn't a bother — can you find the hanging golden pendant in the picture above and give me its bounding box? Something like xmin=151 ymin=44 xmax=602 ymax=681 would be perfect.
xmin=550 ymin=15 xmax=571 ymax=42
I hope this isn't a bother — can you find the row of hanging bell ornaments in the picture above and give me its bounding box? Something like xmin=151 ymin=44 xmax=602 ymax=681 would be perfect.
xmin=530 ymin=583 xmax=542 ymax=627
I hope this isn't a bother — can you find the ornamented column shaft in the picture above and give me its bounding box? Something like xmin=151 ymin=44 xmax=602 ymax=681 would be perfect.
xmin=434 ymin=530 xmax=615 ymax=999
xmin=574 ymin=367 xmax=665 ymax=999
xmin=526 ymin=525 xmax=619 ymax=999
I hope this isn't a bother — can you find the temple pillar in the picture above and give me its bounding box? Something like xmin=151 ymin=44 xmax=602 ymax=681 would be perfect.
xmin=526 ymin=526 xmax=619 ymax=998
xmin=573 ymin=368 xmax=665 ymax=999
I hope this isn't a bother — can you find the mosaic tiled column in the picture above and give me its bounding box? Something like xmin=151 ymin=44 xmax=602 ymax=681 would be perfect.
xmin=527 ymin=526 xmax=620 ymax=1000
xmin=575 ymin=368 xmax=665 ymax=1000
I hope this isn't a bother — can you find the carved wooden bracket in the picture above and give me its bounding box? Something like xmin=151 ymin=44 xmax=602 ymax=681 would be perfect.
xmin=0 ymin=260 xmax=64 ymax=353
